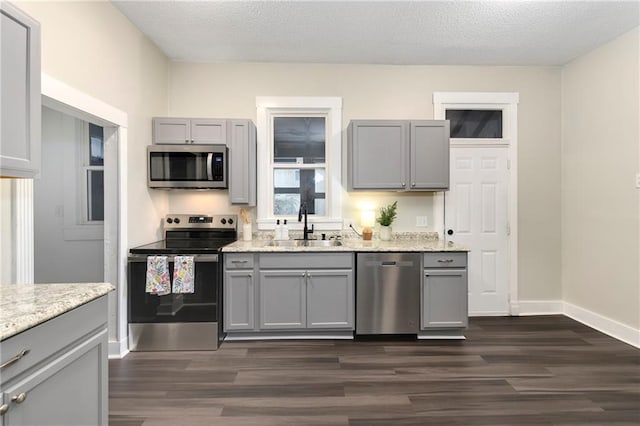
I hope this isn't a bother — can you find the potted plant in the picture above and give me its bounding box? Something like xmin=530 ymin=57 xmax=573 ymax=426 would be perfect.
xmin=376 ymin=201 xmax=397 ymax=241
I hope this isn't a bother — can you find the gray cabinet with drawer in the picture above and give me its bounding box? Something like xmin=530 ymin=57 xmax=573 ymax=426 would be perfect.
xmin=422 ymin=252 xmax=468 ymax=331
xmin=223 ymin=252 xmax=354 ymax=336
xmin=259 ymin=253 xmax=354 ymax=331
xmin=0 ymin=296 xmax=108 ymax=425
xmin=224 ymin=254 xmax=256 ymax=331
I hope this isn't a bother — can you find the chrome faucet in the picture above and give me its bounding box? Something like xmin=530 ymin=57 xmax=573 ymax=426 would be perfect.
xmin=298 ymin=203 xmax=314 ymax=240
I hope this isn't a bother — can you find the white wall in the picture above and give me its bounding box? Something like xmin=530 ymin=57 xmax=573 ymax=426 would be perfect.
xmin=14 ymin=1 xmax=170 ymax=349
xmin=17 ymin=0 xmax=170 ymax=247
xmin=0 ymin=180 xmax=13 ymax=283
xmin=167 ymin=62 xmax=563 ymax=303
xmin=561 ymin=28 xmax=640 ymax=329
xmin=33 ymin=107 xmax=104 ymax=283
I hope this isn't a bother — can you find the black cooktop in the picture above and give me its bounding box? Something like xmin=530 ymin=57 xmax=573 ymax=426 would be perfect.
xmin=129 ymin=239 xmax=234 ymax=255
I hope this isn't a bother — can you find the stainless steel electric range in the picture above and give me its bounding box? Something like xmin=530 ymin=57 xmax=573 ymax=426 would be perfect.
xmin=127 ymin=214 xmax=237 ymax=351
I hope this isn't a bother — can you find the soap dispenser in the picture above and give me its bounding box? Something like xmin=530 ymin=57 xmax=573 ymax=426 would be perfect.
xmin=275 ymin=219 xmax=282 ymax=240
xmin=282 ymin=219 xmax=290 ymax=240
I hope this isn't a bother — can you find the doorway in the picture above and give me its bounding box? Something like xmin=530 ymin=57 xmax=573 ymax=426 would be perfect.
xmin=34 ymin=107 xmax=105 ymax=283
xmin=434 ymin=92 xmax=519 ymax=316
xmin=13 ymin=74 xmax=129 ymax=357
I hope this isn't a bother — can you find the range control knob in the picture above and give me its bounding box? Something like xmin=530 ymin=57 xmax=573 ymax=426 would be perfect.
xmin=228 ymin=218 xmax=234 ymax=225
xmin=221 ymin=218 xmax=227 ymax=225
xmin=174 ymin=218 xmax=180 ymax=224
xmin=166 ymin=218 xmax=173 ymax=224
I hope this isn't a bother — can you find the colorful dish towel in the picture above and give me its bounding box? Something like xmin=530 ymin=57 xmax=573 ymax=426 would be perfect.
xmin=172 ymin=256 xmax=195 ymax=294
xmin=146 ymin=256 xmax=171 ymax=295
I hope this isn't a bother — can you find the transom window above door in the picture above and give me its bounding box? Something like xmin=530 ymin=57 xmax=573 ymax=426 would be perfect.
xmin=256 ymin=97 xmax=343 ymax=230
xmin=446 ymin=109 xmax=503 ymax=139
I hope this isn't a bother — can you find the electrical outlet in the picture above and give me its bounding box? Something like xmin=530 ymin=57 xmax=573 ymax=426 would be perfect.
xmin=636 ymin=173 xmax=640 ymax=189
xmin=416 ymin=216 xmax=428 ymax=227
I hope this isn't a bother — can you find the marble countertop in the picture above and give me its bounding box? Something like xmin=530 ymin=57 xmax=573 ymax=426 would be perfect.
xmin=222 ymin=238 xmax=469 ymax=253
xmin=0 ymin=283 xmax=114 ymax=341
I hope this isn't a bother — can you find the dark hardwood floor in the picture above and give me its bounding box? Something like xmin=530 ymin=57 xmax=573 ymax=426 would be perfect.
xmin=109 ymin=316 xmax=640 ymax=425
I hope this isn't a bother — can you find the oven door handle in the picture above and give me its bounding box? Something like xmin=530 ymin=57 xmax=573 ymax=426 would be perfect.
xmin=128 ymin=254 xmax=219 ymax=262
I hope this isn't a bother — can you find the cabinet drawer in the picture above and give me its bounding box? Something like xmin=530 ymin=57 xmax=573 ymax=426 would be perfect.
xmin=0 ymin=296 xmax=107 ymax=385
xmin=224 ymin=254 xmax=254 ymax=269
xmin=423 ymin=252 xmax=467 ymax=268
xmin=260 ymin=253 xmax=353 ymax=269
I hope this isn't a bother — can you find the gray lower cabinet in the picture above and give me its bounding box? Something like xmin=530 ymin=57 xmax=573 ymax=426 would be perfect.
xmin=259 ymin=268 xmax=354 ymax=330
xmin=0 ymin=296 xmax=108 ymax=425
xmin=348 ymin=120 xmax=449 ymax=191
xmin=224 ymin=271 xmax=255 ymax=330
xmin=307 ymin=270 xmax=354 ymax=329
xmin=224 ymin=252 xmax=354 ymax=334
xmin=259 ymin=270 xmax=307 ymax=329
xmin=422 ymin=252 xmax=468 ymax=330
xmin=0 ymin=2 xmax=41 ymax=178
xmin=224 ymin=254 xmax=255 ymax=331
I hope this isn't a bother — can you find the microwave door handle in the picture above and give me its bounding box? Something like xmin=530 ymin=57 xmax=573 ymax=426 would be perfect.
xmin=206 ymin=153 xmax=213 ymax=181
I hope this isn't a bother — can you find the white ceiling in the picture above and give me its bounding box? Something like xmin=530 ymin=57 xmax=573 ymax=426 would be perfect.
xmin=113 ymin=1 xmax=640 ymax=66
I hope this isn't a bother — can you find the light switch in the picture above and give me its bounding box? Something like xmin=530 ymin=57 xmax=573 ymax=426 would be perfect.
xmin=416 ymin=216 xmax=428 ymax=227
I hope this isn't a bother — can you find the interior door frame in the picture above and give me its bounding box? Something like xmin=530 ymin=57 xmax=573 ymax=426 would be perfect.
xmin=433 ymin=92 xmax=519 ymax=315
xmin=14 ymin=73 xmax=129 ymax=357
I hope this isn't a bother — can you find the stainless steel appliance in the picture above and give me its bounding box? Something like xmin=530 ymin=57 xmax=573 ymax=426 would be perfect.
xmin=356 ymin=252 xmax=421 ymax=334
xmin=128 ymin=214 xmax=237 ymax=350
xmin=147 ymin=144 xmax=227 ymax=189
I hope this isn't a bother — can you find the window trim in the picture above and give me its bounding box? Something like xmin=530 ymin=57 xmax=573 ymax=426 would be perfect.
xmin=256 ymin=97 xmax=343 ymax=230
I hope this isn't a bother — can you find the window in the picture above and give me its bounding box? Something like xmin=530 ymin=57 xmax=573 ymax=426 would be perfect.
xmin=256 ymin=97 xmax=342 ymax=230
xmin=446 ymin=109 xmax=503 ymax=139
xmin=83 ymin=123 xmax=104 ymax=222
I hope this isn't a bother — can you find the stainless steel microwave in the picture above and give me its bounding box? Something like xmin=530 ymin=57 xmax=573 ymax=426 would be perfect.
xmin=147 ymin=144 xmax=227 ymax=189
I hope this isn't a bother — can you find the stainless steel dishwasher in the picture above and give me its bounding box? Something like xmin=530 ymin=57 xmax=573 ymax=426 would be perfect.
xmin=356 ymin=252 xmax=421 ymax=334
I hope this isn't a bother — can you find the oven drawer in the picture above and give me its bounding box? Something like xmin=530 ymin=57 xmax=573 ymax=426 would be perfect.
xmin=224 ymin=254 xmax=254 ymax=269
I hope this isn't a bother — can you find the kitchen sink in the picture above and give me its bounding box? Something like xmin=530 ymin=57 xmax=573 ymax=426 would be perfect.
xmin=266 ymin=240 xmax=343 ymax=247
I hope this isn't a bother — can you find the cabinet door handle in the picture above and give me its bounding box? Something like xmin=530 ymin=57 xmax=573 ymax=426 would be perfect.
xmin=437 ymin=259 xmax=454 ymax=263
xmin=0 ymin=349 xmax=30 ymax=369
xmin=11 ymin=393 xmax=27 ymax=404
xmin=411 ymin=182 xmax=416 ymax=187
xmin=0 ymin=404 xmax=9 ymax=416
xmin=231 ymin=260 xmax=248 ymax=264
xmin=402 ymin=182 xmax=406 ymax=187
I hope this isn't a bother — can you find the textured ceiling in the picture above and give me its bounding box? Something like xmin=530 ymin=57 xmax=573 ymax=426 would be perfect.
xmin=113 ymin=1 xmax=640 ymax=66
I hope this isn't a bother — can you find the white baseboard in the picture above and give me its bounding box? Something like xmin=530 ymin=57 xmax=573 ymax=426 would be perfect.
xmin=563 ymin=302 xmax=640 ymax=349
xmin=108 ymin=337 xmax=129 ymax=359
xmin=517 ymin=300 xmax=564 ymax=316
xmin=514 ymin=299 xmax=639 ymax=348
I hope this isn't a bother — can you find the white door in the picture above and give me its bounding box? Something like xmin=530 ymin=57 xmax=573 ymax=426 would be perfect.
xmin=445 ymin=145 xmax=509 ymax=315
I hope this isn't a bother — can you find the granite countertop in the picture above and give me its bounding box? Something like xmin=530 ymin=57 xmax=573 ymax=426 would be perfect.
xmin=222 ymin=238 xmax=469 ymax=253
xmin=0 ymin=283 xmax=115 ymax=341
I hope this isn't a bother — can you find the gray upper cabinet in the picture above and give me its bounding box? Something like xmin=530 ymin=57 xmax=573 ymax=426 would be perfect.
xmin=0 ymin=2 xmax=41 ymax=178
xmin=348 ymin=120 xmax=449 ymax=191
xmin=152 ymin=117 xmax=256 ymax=203
xmin=349 ymin=121 xmax=408 ymax=190
xmin=410 ymin=121 xmax=450 ymax=190
xmin=228 ymin=120 xmax=256 ymax=205
xmin=153 ymin=118 xmax=227 ymax=144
